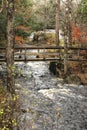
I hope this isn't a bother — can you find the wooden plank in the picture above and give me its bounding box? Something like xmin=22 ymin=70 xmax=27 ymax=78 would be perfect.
xmin=68 ymin=58 xmax=87 ymax=61
xmin=0 ymin=47 xmax=6 ymax=50
xmin=14 ymin=46 xmax=87 ymax=50
xmin=17 ymin=52 xmax=59 ymax=56
xmin=13 ymin=46 xmax=87 ymax=50
xmin=0 ymin=59 xmax=6 ymax=62
xmin=0 ymin=58 xmax=87 ymax=62
xmin=0 ymin=46 xmax=87 ymax=50
xmin=0 ymin=46 xmax=62 ymax=50
xmin=68 ymin=47 xmax=87 ymax=50
xmin=14 ymin=58 xmax=62 ymax=62
xmin=14 ymin=46 xmax=64 ymax=50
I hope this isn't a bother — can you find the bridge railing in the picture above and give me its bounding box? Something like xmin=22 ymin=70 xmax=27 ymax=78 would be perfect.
xmin=0 ymin=46 xmax=87 ymax=62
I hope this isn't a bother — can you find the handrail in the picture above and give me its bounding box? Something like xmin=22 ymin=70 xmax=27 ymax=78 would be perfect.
xmin=0 ymin=58 xmax=87 ymax=62
xmin=0 ymin=45 xmax=87 ymax=62
xmin=0 ymin=46 xmax=87 ymax=50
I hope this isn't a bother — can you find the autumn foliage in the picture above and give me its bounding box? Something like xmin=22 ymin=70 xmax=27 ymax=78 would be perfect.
xmin=15 ymin=26 xmax=30 ymax=32
xmin=72 ymin=23 xmax=87 ymax=43
xmin=15 ymin=26 xmax=30 ymax=44
xmin=15 ymin=36 xmax=25 ymax=44
xmin=14 ymin=0 xmax=31 ymax=44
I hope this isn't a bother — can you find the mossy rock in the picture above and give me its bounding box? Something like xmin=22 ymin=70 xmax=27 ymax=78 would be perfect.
xmin=64 ymin=75 xmax=81 ymax=85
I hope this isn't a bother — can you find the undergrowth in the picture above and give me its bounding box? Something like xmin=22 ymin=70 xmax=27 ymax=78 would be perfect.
xmin=0 ymin=83 xmax=20 ymax=130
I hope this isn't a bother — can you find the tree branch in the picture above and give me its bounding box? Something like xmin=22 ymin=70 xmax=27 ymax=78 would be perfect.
xmin=0 ymin=0 xmax=8 ymax=13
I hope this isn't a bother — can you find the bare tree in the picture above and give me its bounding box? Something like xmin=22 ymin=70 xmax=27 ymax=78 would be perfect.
xmin=60 ymin=0 xmax=74 ymax=74
xmin=6 ymin=0 xmax=15 ymax=94
xmin=0 ymin=0 xmax=15 ymax=93
xmin=55 ymin=0 xmax=60 ymax=46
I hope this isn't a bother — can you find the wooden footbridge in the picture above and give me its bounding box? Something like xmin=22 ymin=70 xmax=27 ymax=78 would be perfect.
xmin=0 ymin=45 xmax=87 ymax=62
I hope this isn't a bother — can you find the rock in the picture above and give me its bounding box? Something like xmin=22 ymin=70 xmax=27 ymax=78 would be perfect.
xmin=64 ymin=75 xmax=81 ymax=85
xmin=33 ymin=31 xmax=46 ymax=42
xmin=49 ymin=62 xmax=57 ymax=75
xmin=49 ymin=62 xmax=63 ymax=77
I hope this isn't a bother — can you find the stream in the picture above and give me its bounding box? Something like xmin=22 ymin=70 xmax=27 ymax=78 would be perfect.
xmin=14 ymin=60 xmax=87 ymax=130
xmin=0 ymin=46 xmax=87 ymax=130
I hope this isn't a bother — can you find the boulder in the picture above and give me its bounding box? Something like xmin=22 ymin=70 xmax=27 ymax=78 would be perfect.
xmin=49 ymin=61 xmax=64 ymax=77
xmin=49 ymin=62 xmax=57 ymax=75
xmin=64 ymin=75 xmax=81 ymax=85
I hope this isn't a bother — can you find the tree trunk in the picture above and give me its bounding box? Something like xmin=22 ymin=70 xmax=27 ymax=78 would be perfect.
xmin=6 ymin=0 xmax=15 ymax=94
xmin=55 ymin=0 xmax=60 ymax=46
xmin=68 ymin=22 xmax=72 ymax=46
xmin=66 ymin=0 xmax=72 ymax=46
xmin=64 ymin=34 xmax=68 ymax=74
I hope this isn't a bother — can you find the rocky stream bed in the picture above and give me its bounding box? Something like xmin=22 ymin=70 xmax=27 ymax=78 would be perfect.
xmin=0 ymin=61 xmax=87 ymax=130
xmin=14 ymin=61 xmax=87 ymax=130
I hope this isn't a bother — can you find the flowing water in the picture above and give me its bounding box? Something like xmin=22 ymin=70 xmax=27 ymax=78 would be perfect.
xmin=14 ymin=61 xmax=87 ymax=130
xmin=0 ymin=47 xmax=87 ymax=130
